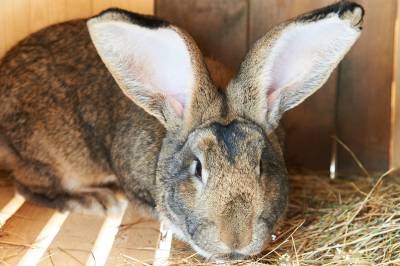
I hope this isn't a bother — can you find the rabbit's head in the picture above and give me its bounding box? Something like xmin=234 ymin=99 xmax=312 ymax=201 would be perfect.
xmin=88 ymin=1 xmax=363 ymax=259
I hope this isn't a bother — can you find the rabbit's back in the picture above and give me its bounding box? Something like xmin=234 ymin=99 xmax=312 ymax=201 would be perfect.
xmin=0 ymin=20 xmax=164 ymax=211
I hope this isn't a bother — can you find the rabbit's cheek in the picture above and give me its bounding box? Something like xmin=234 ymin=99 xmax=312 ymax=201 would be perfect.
xmin=176 ymin=179 xmax=200 ymax=209
xmin=161 ymin=180 xmax=201 ymax=230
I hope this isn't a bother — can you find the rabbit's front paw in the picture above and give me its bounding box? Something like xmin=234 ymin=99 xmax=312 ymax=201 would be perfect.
xmin=65 ymin=188 xmax=125 ymax=217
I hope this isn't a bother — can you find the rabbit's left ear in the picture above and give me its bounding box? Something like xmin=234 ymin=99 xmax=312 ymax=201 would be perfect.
xmin=227 ymin=1 xmax=364 ymax=133
xmin=87 ymin=9 xmax=216 ymax=131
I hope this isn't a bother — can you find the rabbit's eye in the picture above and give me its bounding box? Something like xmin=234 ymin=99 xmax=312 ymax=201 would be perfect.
xmin=193 ymin=158 xmax=202 ymax=181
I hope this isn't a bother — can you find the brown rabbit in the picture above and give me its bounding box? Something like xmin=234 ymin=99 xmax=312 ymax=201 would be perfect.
xmin=0 ymin=1 xmax=363 ymax=259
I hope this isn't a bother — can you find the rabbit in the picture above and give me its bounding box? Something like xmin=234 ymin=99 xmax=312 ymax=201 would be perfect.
xmin=0 ymin=0 xmax=363 ymax=260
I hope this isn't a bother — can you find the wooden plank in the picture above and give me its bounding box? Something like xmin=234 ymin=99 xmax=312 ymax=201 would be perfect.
xmin=29 ymin=0 xmax=50 ymax=33
xmin=39 ymin=212 xmax=105 ymax=265
xmin=390 ymin=1 xmax=400 ymax=170
xmin=153 ymin=222 xmax=173 ymax=266
xmin=1 ymin=0 xmax=154 ymax=57
xmin=0 ymin=186 xmax=15 ymax=209
xmin=0 ymin=203 xmax=55 ymax=265
xmin=48 ymin=0 xmax=68 ymax=24
xmin=92 ymin=0 xmax=154 ymax=15
xmin=156 ymin=0 xmax=248 ymax=71
xmin=3 ymin=0 xmax=31 ymax=55
xmin=0 ymin=171 xmax=14 ymax=209
xmin=337 ymin=0 xmax=397 ymax=174
xmin=86 ymin=200 xmax=128 ymax=266
xmin=39 ymin=205 xmax=160 ymax=266
xmin=127 ymin=0 xmax=154 ymax=15
xmin=92 ymin=0 xmax=114 ymax=14
xmin=0 ymin=172 xmax=23 ymax=229
xmin=106 ymin=206 xmax=160 ymax=265
xmin=0 ymin=2 xmax=7 ymax=57
xmin=0 ymin=194 xmax=25 ymax=228
xmin=65 ymin=0 xmax=93 ymax=19
xmin=249 ymin=0 xmax=338 ymax=173
xmin=18 ymin=211 xmax=69 ymax=265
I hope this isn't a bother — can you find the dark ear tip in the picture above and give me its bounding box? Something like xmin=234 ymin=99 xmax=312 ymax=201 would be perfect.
xmin=338 ymin=1 xmax=365 ymax=29
xmin=338 ymin=1 xmax=365 ymax=17
xmin=298 ymin=1 xmax=365 ymax=28
xmin=90 ymin=7 xmax=170 ymax=29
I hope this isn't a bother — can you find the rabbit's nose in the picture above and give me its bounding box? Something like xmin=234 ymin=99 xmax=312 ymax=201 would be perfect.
xmin=218 ymin=196 xmax=254 ymax=250
xmin=219 ymin=222 xmax=253 ymax=250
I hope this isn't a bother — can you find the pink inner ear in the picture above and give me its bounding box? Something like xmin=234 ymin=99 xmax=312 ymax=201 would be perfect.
xmin=264 ymin=16 xmax=358 ymax=108
xmin=89 ymin=21 xmax=195 ymax=117
xmin=167 ymin=96 xmax=184 ymax=118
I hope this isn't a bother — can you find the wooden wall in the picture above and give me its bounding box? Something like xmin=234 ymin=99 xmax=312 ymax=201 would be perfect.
xmin=0 ymin=0 xmax=154 ymax=57
xmin=1 ymin=0 xmax=399 ymax=175
xmin=391 ymin=1 xmax=400 ymax=171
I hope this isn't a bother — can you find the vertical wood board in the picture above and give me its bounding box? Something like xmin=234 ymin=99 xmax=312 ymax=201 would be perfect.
xmin=0 ymin=0 xmax=154 ymax=58
xmin=337 ymin=0 xmax=396 ymax=174
xmin=156 ymin=0 xmax=248 ymax=72
xmin=390 ymin=1 xmax=400 ymax=170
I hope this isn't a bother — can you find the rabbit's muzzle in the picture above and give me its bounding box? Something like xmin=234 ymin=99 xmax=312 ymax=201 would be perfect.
xmin=187 ymin=210 xmax=271 ymax=259
xmin=184 ymin=192 xmax=272 ymax=259
xmin=217 ymin=194 xmax=254 ymax=250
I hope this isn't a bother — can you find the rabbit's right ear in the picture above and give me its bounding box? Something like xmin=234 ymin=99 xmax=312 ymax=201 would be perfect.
xmin=87 ymin=9 xmax=215 ymax=131
xmin=227 ymin=1 xmax=364 ymax=133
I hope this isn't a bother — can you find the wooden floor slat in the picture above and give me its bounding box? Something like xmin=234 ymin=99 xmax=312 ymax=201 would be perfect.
xmin=106 ymin=206 xmax=160 ymax=266
xmin=86 ymin=200 xmax=128 ymax=266
xmin=0 ymin=194 xmax=25 ymax=228
xmin=0 ymin=203 xmax=55 ymax=265
xmin=18 ymin=211 xmax=69 ymax=265
xmin=153 ymin=222 xmax=173 ymax=266
xmin=0 ymin=171 xmax=15 ymax=209
xmin=0 ymin=186 xmax=15 ymax=209
xmin=39 ymin=212 xmax=105 ymax=266
xmin=0 ymin=173 xmax=161 ymax=265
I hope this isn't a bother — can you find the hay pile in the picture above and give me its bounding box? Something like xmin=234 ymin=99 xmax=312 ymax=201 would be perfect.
xmin=164 ymin=173 xmax=400 ymax=265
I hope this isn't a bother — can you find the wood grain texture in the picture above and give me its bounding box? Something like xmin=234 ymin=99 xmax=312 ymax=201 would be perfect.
xmin=156 ymin=0 xmax=248 ymax=71
xmin=0 ymin=203 xmax=55 ymax=265
xmin=0 ymin=0 xmax=154 ymax=57
xmin=40 ymin=213 xmax=104 ymax=265
xmin=249 ymin=0 xmax=338 ymax=172
xmin=65 ymin=0 xmax=92 ymax=20
xmin=0 ymin=186 xmax=14 ymax=209
xmin=0 ymin=172 xmax=15 ymax=209
xmin=106 ymin=207 xmax=160 ymax=265
xmin=390 ymin=1 xmax=400 ymax=170
xmin=38 ymin=206 xmax=159 ymax=265
xmin=337 ymin=0 xmax=397 ymax=174
xmin=0 ymin=200 xmax=160 ymax=265
xmin=2 ymin=0 xmax=31 ymax=57
xmin=0 ymin=7 xmax=5 ymax=57
xmin=92 ymin=0 xmax=154 ymax=14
